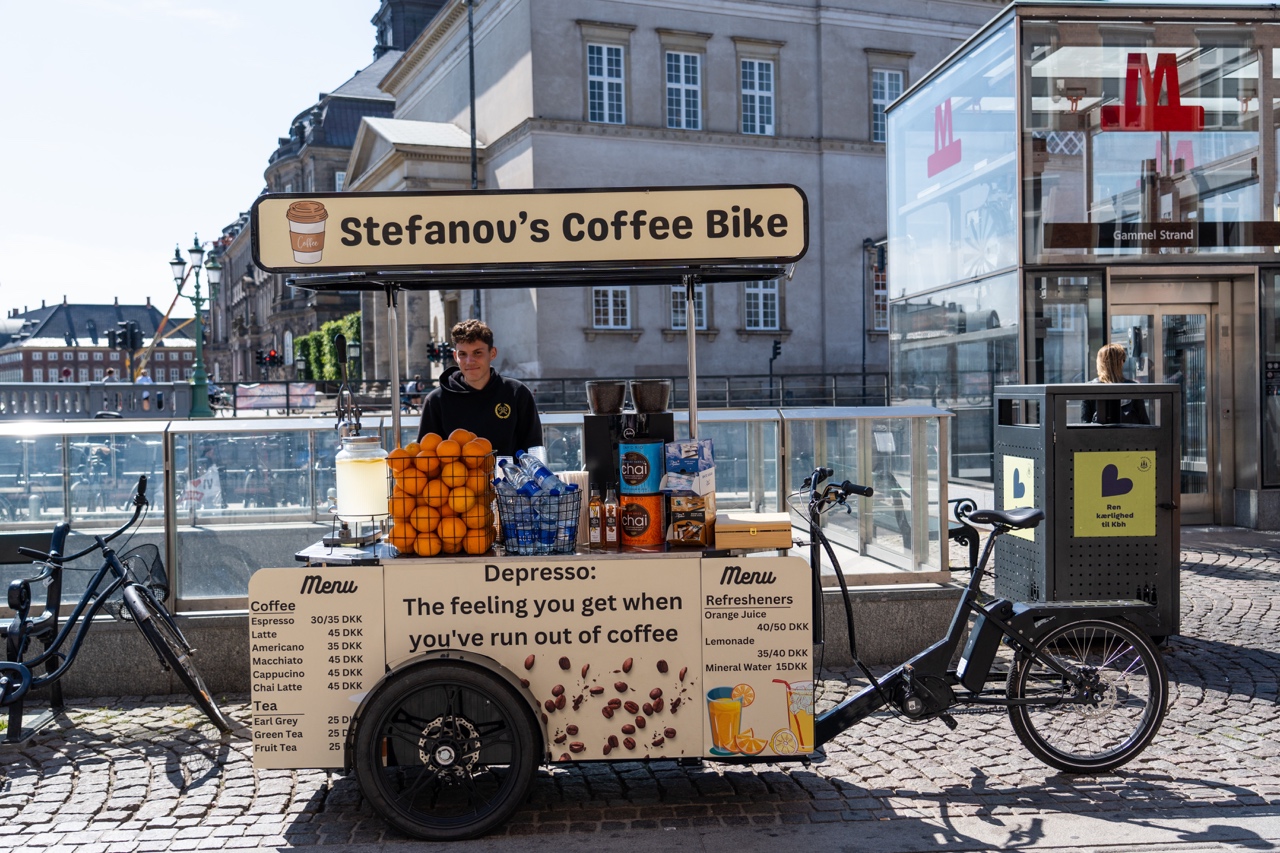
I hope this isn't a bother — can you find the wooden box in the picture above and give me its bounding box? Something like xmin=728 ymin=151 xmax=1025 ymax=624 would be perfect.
xmin=713 ymin=511 xmax=792 ymax=550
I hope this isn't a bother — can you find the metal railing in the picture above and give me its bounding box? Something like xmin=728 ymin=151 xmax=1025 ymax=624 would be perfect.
xmin=0 ymin=382 xmax=192 ymax=420
xmin=0 ymin=405 xmax=949 ymax=616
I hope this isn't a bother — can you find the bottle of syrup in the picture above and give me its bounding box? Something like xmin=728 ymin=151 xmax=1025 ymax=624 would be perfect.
xmin=603 ymin=484 xmax=620 ymax=550
xmin=587 ymin=485 xmax=603 ymax=552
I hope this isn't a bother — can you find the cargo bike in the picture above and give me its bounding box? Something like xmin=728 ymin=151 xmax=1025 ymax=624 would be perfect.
xmin=246 ymin=186 xmax=1167 ymax=840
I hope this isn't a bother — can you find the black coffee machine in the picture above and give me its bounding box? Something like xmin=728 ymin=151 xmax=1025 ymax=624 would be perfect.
xmin=583 ymin=413 xmax=675 ymax=492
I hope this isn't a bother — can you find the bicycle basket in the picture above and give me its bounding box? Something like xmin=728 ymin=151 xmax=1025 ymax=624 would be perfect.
xmin=497 ymin=489 xmax=582 ymax=556
xmin=119 ymin=544 xmax=168 ymax=599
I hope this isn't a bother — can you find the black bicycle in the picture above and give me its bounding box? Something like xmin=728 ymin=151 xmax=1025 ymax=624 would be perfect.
xmin=1 ymin=475 xmax=235 ymax=740
xmin=797 ymin=467 xmax=1168 ymax=773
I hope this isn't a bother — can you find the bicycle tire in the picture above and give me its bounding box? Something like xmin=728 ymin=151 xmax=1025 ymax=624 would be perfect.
xmin=122 ymin=585 xmax=235 ymax=733
xmin=353 ymin=662 xmax=537 ymax=841
xmin=1006 ymin=617 xmax=1167 ymax=773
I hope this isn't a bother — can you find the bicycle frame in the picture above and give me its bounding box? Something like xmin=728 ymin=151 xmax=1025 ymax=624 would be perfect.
xmin=802 ymin=481 xmax=1154 ymax=749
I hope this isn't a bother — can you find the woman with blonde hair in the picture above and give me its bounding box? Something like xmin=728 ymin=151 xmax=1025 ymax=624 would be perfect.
xmin=1081 ymin=343 xmax=1149 ymax=424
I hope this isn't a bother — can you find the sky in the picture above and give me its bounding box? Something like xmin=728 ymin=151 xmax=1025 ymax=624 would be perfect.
xmin=0 ymin=0 xmax=378 ymax=318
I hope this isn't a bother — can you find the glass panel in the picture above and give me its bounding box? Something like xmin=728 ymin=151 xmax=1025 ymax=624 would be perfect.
xmin=888 ymin=19 xmax=1017 ymax=296
xmin=1024 ymin=21 xmax=1262 ymax=262
xmin=1025 ymin=272 xmax=1105 ymax=384
xmin=890 ymin=272 xmax=1020 ymax=482
xmin=1109 ymin=314 xmax=1154 ymax=383
xmin=1162 ymin=313 xmax=1209 ymax=495
xmin=1265 ymin=275 xmax=1280 ymax=486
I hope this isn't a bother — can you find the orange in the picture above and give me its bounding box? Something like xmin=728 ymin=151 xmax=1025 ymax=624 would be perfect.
xmin=435 ymin=439 xmax=462 ymax=463
xmin=463 ymin=527 xmax=493 ymax=555
xmin=448 ymin=484 xmax=477 ymax=515
xmin=387 ymin=447 xmax=413 ymax=473
xmin=414 ymin=450 xmax=441 ymax=478
xmin=440 ymin=460 xmax=469 ymax=488
xmin=419 ymin=433 xmax=443 ymax=453
xmin=439 ymin=501 xmax=458 ymax=518
xmin=422 ymin=478 xmax=449 ymax=507
xmin=465 ymin=468 xmax=491 ymax=496
xmin=438 ymin=517 xmax=467 ymax=553
xmin=461 ymin=502 xmax=494 ymax=529
xmin=414 ymin=532 xmax=443 ymax=557
xmin=399 ymin=467 xmax=428 ymax=496
xmin=404 ymin=441 xmax=421 ymax=455
xmin=410 ymin=504 xmax=441 ymax=533
xmin=731 ymin=684 xmax=756 ymax=707
xmin=462 ymin=438 xmax=492 ymax=469
xmin=389 ymin=488 xmax=415 ymax=519
xmin=448 ymin=428 xmax=476 ymax=445
xmin=388 ymin=525 xmax=416 ymax=553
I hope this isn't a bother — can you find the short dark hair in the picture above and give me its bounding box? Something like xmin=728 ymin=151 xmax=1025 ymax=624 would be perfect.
xmin=451 ymin=319 xmax=494 ymax=348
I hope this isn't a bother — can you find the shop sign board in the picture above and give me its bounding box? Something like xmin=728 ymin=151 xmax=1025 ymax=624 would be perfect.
xmin=251 ymin=185 xmax=808 ymax=275
xmin=1072 ymin=450 xmax=1157 ymax=538
xmin=248 ymin=555 xmax=812 ymax=768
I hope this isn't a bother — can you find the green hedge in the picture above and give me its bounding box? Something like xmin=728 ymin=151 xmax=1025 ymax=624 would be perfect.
xmin=294 ymin=310 xmax=360 ymax=380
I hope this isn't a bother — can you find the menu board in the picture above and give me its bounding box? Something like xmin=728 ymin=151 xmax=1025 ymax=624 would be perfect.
xmin=699 ymin=558 xmax=814 ymax=758
xmin=248 ymin=567 xmax=386 ymax=769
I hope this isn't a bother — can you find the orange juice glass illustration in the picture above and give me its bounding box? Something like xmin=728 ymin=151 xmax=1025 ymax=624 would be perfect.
xmin=706 ymin=687 xmax=743 ymax=755
xmin=774 ymin=679 xmax=814 ymax=751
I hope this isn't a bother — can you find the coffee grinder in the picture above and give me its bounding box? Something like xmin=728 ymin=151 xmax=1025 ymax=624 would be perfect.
xmin=582 ymin=380 xmax=675 ymax=491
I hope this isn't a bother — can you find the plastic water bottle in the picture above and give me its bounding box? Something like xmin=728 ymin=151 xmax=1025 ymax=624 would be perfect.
xmin=499 ymin=459 xmax=540 ymax=497
xmin=516 ymin=450 xmax=568 ymax=492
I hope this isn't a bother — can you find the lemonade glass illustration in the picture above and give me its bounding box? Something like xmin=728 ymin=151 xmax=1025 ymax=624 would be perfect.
xmin=774 ymin=679 xmax=814 ymax=751
xmin=706 ymin=687 xmax=742 ymax=756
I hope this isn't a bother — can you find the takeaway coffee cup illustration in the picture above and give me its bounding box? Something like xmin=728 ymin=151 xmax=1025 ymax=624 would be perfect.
xmin=286 ymin=201 xmax=328 ymax=263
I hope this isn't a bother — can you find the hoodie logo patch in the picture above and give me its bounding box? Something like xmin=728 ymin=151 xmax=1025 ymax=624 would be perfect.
xmin=495 ymin=403 xmax=512 ymax=420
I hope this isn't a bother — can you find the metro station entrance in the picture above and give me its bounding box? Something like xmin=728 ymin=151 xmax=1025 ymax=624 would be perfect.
xmin=1108 ymin=278 xmax=1230 ymax=524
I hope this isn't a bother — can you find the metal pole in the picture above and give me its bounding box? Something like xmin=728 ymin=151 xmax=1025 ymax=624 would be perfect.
xmin=387 ymin=285 xmax=403 ymax=446
xmin=685 ymin=275 xmax=698 ymax=439
xmin=469 ymin=0 xmax=481 ymax=320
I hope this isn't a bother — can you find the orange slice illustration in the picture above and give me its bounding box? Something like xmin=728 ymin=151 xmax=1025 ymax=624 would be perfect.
xmin=731 ymin=683 xmax=756 ymax=707
xmin=770 ymin=728 xmax=799 ymax=755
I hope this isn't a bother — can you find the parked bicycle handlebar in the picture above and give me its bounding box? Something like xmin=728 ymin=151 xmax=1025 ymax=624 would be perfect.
xmin=16 ymin=475 xmax=149 ymax=564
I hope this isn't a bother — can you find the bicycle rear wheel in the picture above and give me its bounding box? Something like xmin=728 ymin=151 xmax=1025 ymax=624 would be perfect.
xmin=123 ymin=585 xmax=235 ymax=733
xmin=1006 ymin=618 xmax=1166 ymax=773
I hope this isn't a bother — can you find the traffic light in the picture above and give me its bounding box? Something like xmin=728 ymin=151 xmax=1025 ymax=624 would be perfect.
xmin=107 ymin=329 xmax=119 ymax=349
xmin=116 ymin=321 xmax=130 ymax=350
xmin=268 ymin=349 xmax=280 ymax=367
xmin=256 ymin=350 xmax=266 ymax=367
xmin=128 ymin=322 xmax=143 ymax=350
xmin=771 ymin=340 xmax=782 ymax=360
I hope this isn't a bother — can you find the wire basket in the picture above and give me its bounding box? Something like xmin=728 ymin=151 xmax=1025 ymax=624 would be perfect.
xmin=497 ymin=489 xmax=582 ymax=556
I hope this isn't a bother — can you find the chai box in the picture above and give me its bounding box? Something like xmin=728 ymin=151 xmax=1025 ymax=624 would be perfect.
xmin=666 ymin=493 xmax=717 ymax=548
xmin=713 ymin=510 xmax=792 ymax=551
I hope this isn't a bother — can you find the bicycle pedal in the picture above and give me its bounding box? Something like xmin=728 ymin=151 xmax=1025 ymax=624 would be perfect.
xmin=938 ymin=713 xmax=958 ymax=730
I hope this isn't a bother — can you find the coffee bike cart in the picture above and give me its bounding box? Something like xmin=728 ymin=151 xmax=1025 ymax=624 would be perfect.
xmin=245 ymin=186 xmax=1168 ymax=840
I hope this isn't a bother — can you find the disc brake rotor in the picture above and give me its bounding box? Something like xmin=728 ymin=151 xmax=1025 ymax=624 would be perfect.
xmin=417 ymin=715 xmax=482 ymax=778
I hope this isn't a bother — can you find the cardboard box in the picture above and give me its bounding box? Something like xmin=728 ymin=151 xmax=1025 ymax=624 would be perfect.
xmin=666 ymin=493 xmax=716 ymax=547
xmin=665 ymin=438 xmax=714 ymax=472
xmin=659 ymin=468 xmax=716 ymax=496
xmin=713 ymin=510 xmax=792 ymax=550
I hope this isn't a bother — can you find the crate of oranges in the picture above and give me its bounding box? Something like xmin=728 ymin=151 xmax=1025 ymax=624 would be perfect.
xmin=385 ymin=429 xmax=497 ymax=557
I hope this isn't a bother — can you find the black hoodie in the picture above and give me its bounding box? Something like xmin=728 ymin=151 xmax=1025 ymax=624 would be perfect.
xmin=416 ymin=366 xmax=543 ymax=457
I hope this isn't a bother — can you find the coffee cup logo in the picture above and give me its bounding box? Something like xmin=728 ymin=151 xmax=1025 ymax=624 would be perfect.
xmin=286 ymin=201 xmax=328 ymax=264
xmin=620 ymin=502 xmax=651 ymax=536
xmin=620 ymin=451 xmax=651 ymax=487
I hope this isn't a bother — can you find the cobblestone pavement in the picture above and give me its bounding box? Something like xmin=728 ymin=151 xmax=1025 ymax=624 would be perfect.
xmin=2 ymin=527 xmax=1278 ymax=851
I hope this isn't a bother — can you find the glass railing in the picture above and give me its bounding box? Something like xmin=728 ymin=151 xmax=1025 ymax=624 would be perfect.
xmin=0 ymin=407 xmax=951 ymax=614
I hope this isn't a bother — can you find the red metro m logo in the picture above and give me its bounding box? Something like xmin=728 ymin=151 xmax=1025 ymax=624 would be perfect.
xmin=1100 ymin=52 xmax=1204 ymax=132
xmin=926 ymin=98 xmax=962 ymax=178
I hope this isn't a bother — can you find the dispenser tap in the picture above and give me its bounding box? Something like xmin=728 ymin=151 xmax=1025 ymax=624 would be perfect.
xmin=333 ymin=333 xmax=362 ymax=437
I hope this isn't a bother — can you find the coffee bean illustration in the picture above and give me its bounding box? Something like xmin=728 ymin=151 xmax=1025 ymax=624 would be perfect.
xmin=656 ymin=659 xmax=668 ymax=673
xmin=624 ymin=701 xmax=639 ymax=714
xmin=566 ymin=724 xmax=579 ymax=735
xmin=524 ymin=655 xmax=536 ymax=670
xmin=569 ymin=742 xmax=585 ymax=753
xmin=551 ymin=684 xmax=565 ymax=697
xmin=623 ymin=737 xmax=636 ymax=750
xmin=559 ymin=656 xmax=571 ymax=670
xmin=621 ymin=723 xmax=635 ymax=734
xmin=614 ymin=681 xmax=628 ymax=692
xmin=649 ymin=688 xmax=663 ymax=700
xmin=622 ymin=657 xmax=633 ymax=673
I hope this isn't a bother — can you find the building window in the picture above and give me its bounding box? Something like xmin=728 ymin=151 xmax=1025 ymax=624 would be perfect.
xmin=32 ymin=352 xmax=41 ymax=360
xmin=78 ymin=368 xmax=89 ymax=381
xmin=78 ymin=351 xmax=88 ymax=361
xmin=588 ymin=43 xmax=626 ymax=124
xmin=871 ymin=246 xmax=889 ymax=331
xmin=174 ymin=368 xmax=184 ymax=381
xmin=871 ymin=69 xmax=903 ymax=143
xmin=335 ymin=171 xmax=346 ymax=192
xmin=666 ymin=51 xmax=701 ymax=130
xmin=64 ymin=352 xmax=74 ymax=360
xmin=93 ymin=351 xmax=103 ymax=361
xmin=32 ymin=368 xmax=42 ymax=381
xmin=745 ymin=280 xmax=780 ymax=330
xmin=184 ymin=352 xmax=193 ymax=361
xmin=670 ymin=284 xmax=707 ymax=330
xmin=283 ymin=182 xmax=293 ymax=193
xmin=741 ymin=59 xmax=775 ymax=135
xmin=93 ymin=368 xmax=104 ymax=380
xmin=110 ymin=352 xmax=120 ymax=361
xmin=593 ymin=286 xmax=630 ymax=329
xmin=155 ymin=351 xmax=165 ymax=362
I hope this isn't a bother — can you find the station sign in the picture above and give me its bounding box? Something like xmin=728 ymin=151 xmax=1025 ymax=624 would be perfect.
xmin=251 ymin=185 xmax=809 ymax=274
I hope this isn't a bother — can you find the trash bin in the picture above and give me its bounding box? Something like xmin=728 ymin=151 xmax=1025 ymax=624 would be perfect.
xmin=992 ymin=383 xmax=1181 ymax=638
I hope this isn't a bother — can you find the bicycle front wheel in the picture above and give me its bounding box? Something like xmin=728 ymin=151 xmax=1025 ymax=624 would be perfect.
xmin=123 ymin=585 xmax=236 ymax=733
xmin=1006 ymin=618 xmax=1167 ymax=773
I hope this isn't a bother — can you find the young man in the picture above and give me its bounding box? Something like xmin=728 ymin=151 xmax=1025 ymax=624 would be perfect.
xmin=417 ymin=320 xmax=542 ymax=457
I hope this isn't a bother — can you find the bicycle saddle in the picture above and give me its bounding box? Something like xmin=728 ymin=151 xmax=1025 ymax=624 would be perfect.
xmin=967 ymin=507 xmax=1044 ymax=529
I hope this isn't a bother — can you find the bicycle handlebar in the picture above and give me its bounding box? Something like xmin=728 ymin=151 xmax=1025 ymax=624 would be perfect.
xmin=16 ymin=475 xmax=149 ymax=564
xmin=841 ymin=480 xmax=874 ymax=498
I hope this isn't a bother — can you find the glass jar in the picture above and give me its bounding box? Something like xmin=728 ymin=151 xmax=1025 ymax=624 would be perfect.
xmin=335 ymin=435 xmax=389 ymax=521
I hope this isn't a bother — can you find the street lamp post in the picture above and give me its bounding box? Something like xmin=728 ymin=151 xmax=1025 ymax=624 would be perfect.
xmin=169 ymin=235 xmax=221 ymax=418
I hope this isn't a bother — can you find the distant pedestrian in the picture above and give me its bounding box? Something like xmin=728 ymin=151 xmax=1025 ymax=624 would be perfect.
xmin=137 ymin=368 xmax=154 ymax=409
xmin=103 ymin=368 xmax=118 ymax=382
